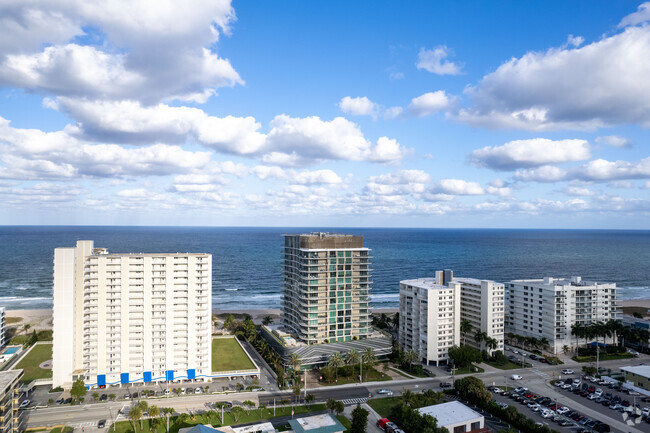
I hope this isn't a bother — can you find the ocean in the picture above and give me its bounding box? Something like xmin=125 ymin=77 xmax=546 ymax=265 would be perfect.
xmin=0 ymin=226 xmax=648 ymax=310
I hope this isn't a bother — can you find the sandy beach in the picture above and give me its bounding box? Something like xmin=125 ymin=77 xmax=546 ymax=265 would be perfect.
xmin=621 ymin=299 xmax=650 ymax=309
xmin=4 ymin=306 xmax=399 ymax=330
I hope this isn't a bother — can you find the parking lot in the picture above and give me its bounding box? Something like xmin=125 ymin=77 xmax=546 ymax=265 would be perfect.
xmin=488 ymin=378 xmax=650 ymax=433
xmin=550 ymin=375 xmax=650 ymax=432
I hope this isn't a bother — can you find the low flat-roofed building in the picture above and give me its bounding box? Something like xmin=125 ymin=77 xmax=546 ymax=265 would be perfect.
xmin=180 ymin=424 xmax=276 ymax=433
xmin=418 ymin=401 xmax=485 ymax=433
xmin=621 ymin=365 xmax=650 ymax=391
xmin=288 ymin=413 xmax=346 ymax=433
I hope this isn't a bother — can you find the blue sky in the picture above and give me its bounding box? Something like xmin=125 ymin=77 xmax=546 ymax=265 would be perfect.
xmin=0 ymin=1 xmax=649 ymax=228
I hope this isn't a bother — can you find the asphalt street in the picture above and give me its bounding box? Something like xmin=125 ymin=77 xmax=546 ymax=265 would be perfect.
xmin=24 ymin=353 xmax=650 ymax=433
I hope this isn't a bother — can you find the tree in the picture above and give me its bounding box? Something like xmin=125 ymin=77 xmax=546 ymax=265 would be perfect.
xmin=231 ymin=406 xmax=245 ymax=422
xmin=150 ymin=417 xmax=161 ymax=432
xmin=223 ymin=314 xmax=234 ymax=330
xmin=460 ymin=319 xmax=473 ymax=345
xmin=262 ymin=315 xmax=274 ymax=326
xmin=346 ymin=349 xmax=360 ymax=378
xmin=454 ymin=376 xmax=492 ymax=403
xmin=562 ymin=345 xmax=571 ymax=355
xmin=448 ymin=345 xmax=481 ymax=368
xmin=243 ymin=400 xmax=255 ymax=415
xmin=109 ymin=393 xmax=116 ymax=401
xmin=633 ymin=312 xmax=643 ymax=319
xmin=328 ymin=352 xmax=345 ymax=381
xmin=474 ymin=330 xmax=487 ymax=350
xmin=21 ymin=324 xmax=31 ymax=336
xmin=351 ymin=403 xmax=369 ymax=433
xmin=136 ymin=400 xmax=149 ymax=430
xmin=289 ymin=353 xmax=302 ymax=379
xmin=401 ymin=389 xmax=415 ymax=406
xmin=333 ymin=400 xmax=345 ymax=416
xmin=305 ymin=393 xmax=315 ymax=409
xmin=279 ymin=399 xmax=290 ymax=414
xmin=326 ymin=398 xmax=338 ymax=413
xmin=362 ymin=347 xmax=376 ymax=381
xmin=128 ymin=407 xmax=142 ymax=433
xmin=485 ymin=337 xmax=498 ymax=353
xmin=149 ymin=405 xmax=159 ymax=419
xmin=258 ymin=404 xmax=267 ymax=420
xmin=92 ymin=392 xmax=99 ymax=402
xmin=403 ymin=349 xmax=418 ymax=371
xmin=214 ymin=402 xmax=229 ymax=422
xmin=70 ymin=379 xmax=87 ymax=402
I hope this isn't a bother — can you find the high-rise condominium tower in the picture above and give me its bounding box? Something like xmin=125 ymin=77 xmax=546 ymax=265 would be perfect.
xmin=283 ymin=233 xmax=371 ymax=344
xmin=52 ymin=240 xmax=212 ymax=388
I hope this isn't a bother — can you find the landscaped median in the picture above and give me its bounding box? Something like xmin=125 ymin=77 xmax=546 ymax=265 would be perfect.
xmin=14 ymin=342 xmax=53 ymax=383
xmin=112 ymin=403 xmax=328 ymax=433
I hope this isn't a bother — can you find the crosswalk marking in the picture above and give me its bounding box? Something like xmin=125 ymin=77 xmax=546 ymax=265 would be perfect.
xmin=341 ymin=397 xmax=368 ymax=405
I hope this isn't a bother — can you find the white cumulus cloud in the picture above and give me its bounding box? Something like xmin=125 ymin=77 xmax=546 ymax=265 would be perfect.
xmin=339 ymin=96 xmax=379 ymax=118
xmin=409 ymin=91 xmax=453 ymax=117
xmin=416 ymin=46 xmax=463 ymax=75
xmin=454 ymin=26 xmax=650 ymax=130
xmin=470 ymin=138 xmax=591 ymax=170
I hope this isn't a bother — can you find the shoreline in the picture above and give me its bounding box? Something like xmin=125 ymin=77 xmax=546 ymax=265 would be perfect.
xmin=4 ymin=300 xmax=643 ymax=327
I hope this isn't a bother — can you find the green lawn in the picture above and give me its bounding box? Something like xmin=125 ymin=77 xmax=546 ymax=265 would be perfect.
xmin=15 ymin=343 xmax=53 ymax=383
xmin=320 ymin=366 xmax=391 ymax=386
xmin=212 ymin=338 xmax=255 ymax=372
xmin=336 ymin=414 xmax=352 ymax=430
xmin=367 ymin=396 xmax=401 ymax=418
xmin=572 ymin=353 xmax=634 ymax=363
xmin=454 ymin=364 xmax=485 ymax=375
xmin=485 ymin=360 xmax=522 ymax=370
xmin=113 ymin=404 xmax=327 ymax=433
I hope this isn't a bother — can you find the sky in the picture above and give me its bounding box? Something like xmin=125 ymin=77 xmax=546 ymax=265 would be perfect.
xmin=0 ymin=1 xmax=649 ymax=228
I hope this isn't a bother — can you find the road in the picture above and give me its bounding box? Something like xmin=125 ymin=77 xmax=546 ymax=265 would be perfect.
xmin=25 ymin=354 xmax=650 ymax=432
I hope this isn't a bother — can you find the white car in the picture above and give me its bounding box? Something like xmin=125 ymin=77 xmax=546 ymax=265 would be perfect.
xmin=561 ymin=369 xmax=574 ymax=375
xmin=556 ymin=407 xmax=570 ymax=415
xmin=511 ymin=374 xmax=523 ymax=380
xmin=377 ymin=388 xmax=394 ymax=396
xmin=627 ymin=349 xmax=640 ymax=356
xmin=642 ymin=407 xmax=649 ymax=417
xmin=194 ymin=387 xmax=202 ymax=394
xmin=561 ymin=383 xmax=572 ymax=389
xmin=541 ymin=410 xmax=554 ymax=418
xmin=19 ymin=400 xmax=30 ymax=408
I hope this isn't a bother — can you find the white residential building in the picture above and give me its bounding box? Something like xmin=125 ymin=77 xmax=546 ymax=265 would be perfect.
xmin=505 ymin=276 xmax=618 ymax=354
xmin=455 ymin=274 xmax=505 ymax=353
xmin=399 ymin=273 xmax=461 ymax=365
xmin=0 ymin=307 xmax=5 ymax=347
xmin=52 ymin=240 xmax=212 ymax=388
xmin=399 ymin=270 xmax=505 ymax=365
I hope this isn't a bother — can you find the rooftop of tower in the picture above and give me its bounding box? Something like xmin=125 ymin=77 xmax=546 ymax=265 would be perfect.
xmin=284 ymin=233 xmax=365 ymax=249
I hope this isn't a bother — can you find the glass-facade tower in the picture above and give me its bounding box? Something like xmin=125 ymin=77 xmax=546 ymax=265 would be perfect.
xmin=283 ymin=233 xmax=371 ymax=344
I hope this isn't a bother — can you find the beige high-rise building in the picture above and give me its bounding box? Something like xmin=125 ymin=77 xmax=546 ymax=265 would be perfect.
xmin=283 ymin=233 xmax=371 ymax=344
xmin=52 ymin=240 xmax=212 ymax=388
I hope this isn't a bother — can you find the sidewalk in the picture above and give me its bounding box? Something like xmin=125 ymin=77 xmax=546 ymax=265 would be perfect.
xmin=342 ymin=402 xmax=382 ymax=432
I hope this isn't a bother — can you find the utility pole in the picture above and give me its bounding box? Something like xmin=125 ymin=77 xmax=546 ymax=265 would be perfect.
xmin=360 ymin=359 xmax=363 ymax=384
xmin=304 ymin=368 xmax=307 ymax=399
xmin=596 ymin=344 xmax=600 ymax=374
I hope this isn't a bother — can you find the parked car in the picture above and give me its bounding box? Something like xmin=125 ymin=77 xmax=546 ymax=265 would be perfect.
xmin=195 ymin=387 xmax=202 ymax=394
xmin=562 ymin=369 xmax=574 ymax=375
xmin=376 ymin=418 xmax=391 ymax=431
xmin=627 ymin=349 xmax=640 ymax=356
xmin=19 ymin=400 xmax=30 ymax=408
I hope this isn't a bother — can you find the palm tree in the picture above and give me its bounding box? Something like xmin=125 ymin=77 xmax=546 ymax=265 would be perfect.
xmin=289 ymin=353 xmax=302 ymax=380
xmin=571 ymin=322 xmax=584 ymax=348
xmin=562 ymin=344 xmax=570 ymax=355
xmin=474 ymin=330 xmax=487 ymax=349
xmin=539 ymin=337 xmax=549 ymax=353
xmin=401 ymin=389 xmax=415 ymax=406
xmin=231 ymin=406 xmax=245 ymax=423
xmin=258 ymin=403 xmax=267 ymax=419
xmin=262 ymin=315 xmax=274 ymax=326
xmin=403 ymin=349 xmax=418 ymax=370
xmin=346 ymin=349 xmax=360 ymax=378
xmin=362 ymin=347 xmax=376 ymax=381
xmin=128 ymin=407 xmax=142 ymax=432
xmin=243 ymin=400 xmax=255 ymax=415
xmin=485 ymin=337 xmax=498 ymax=353
xmin=460 ymin=319 xmax=473 ymax=346
xmin=92 ymin=392 xmax=99 ymax=402
xmin=305 ymin=394 xmax=315 ymax=409
xmin=328 ymin=352 xmax=345 ymax=381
